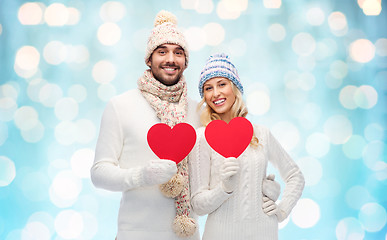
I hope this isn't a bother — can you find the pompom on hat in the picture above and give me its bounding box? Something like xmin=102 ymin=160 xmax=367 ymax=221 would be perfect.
xmin=198 ymin=53 xmax=243 ymax=98
xmin=145 ymin=10 xmax=189 ymax=66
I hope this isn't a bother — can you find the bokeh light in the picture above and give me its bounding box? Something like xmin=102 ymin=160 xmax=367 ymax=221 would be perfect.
xmin=263 ymin=0 xmax=282 ymax=9
xmin=267 ymin=23 xmax=286 ymax=42
xmin=297 ymin=156 xmax=323 ymax=186
xmin=49 ymin=170 xmax=82 ymax=208
xmin=185 ymin=27 xmax=207 ymax=51
xmin=18 ymin=2 xmax=44 ymax=25
xmin=324 ymin=115 xmax=353 ymax=145
xmin=68 ymin=84 xmax=88 ymax=103
xmin=21 ymin=221 xmax=51 ymax=240
xmin=342 ymin=135 xmax=367 ymax=159
xmin=305 ymin=132 xmax=330 ymax=158
xmin=361 ymin=0 xmax=382 ymax=16
xmin=39 ymin=83 xmax=63 ymax=107
xmin=246 ymin=90 xmax=271 ymax=115
xmin=291 ymin=198 xmax=320 ymax=228
xmin=375 ymin=38 xmax=387 ymax=56
xmin=359 ymin=203 xmax=387 ymax=232
xmin=292 ymin=32 xmax=316 ymax=56
xmin=216 ymin=0 xmax=248 ymax=19
xmin=0 ymin=156 xmax=16 ymax=187
xmin=43 ymin=41 xmax=67 ymax=65
xmin=97 ymin=23 xmax=122 ymax=46
xmin=272 ymin=121 xmax=300 ymax=151
xmin=54 ymin=210 xmax=84 ymax=239
xmin=92 ymin=60 xmax=117 ymax=84
xmin=1 ymin=1 xmax=386 ymax=239
xmin=44 ymin=3 xmax=69 ymax=26
xmin=328 ymin=11 xmax=348 ymax=36
xmin=350 ymin=39 xmax=376 ymax=63
xmin=336 ymin=217 xmax=365 ymax=240
xmin=14 ymin=46 xmax=40 ymax=78
xmin=71 ymin=148 xmax=95 ymax=178
xmin=203 ymin=22 xmax=225 ymax=46
xmin=195 ymin=0 xmax=214 ymax=14
xmin=67 ymin=7 xmax=81 ymax=25
xmin=0 ymin=97 xmax=18 ymax=122
xmin=14 ymin=106 xmax=39 ymax=131
xmin=100 ymin=1 xmax=126 ymax=22
xmin=345 ymin=186 xmax=373 ymax=210
xmin=306 ymin=7 xmax=325 ymax=26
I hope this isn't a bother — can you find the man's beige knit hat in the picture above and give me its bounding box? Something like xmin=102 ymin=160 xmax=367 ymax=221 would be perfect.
xmin=145 ymin=10 xmax=189 ymax=66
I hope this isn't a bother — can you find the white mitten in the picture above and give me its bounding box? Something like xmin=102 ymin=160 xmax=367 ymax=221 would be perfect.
xmin=220 ymin=157 xmax=240 ymax=193
xmin=262 ymin=174 xmax=281 ymax=201
xmin=262 ymin=196 xmax=287 ymax=222
xmin=139 ymin=159 xmax=177 ymax=186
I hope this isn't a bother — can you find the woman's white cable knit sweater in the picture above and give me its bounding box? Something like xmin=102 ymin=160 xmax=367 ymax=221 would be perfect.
xmin=189 ymin=125 xmax=305 ymax=240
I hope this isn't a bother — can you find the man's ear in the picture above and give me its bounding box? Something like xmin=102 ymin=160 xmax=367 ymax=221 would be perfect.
xmin=146 ymin=59 xmax=151 ymax=67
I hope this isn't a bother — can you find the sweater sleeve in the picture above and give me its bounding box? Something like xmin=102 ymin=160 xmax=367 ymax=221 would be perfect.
xmin=266 ymin=129 xmax=305 ymax=219
xmin=90 ymin=100 xmax=143 ymax=192
xmin=189 ymin=129 xmax=231 ymax=216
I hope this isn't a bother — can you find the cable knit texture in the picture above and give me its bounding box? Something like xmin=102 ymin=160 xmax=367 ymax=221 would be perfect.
xmin=91 ymin=87 xmax=200 ymax=240
xmin=189 ymin=125 xmax=305 ymax=240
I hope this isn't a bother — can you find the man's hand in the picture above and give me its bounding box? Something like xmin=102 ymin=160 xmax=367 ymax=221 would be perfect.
xmin=141 ymin=159 xmax=177 ymax=186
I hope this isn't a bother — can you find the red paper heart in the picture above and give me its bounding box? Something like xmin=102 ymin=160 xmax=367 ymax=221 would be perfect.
xmin=205 ymin=117 xmax=253 ymax=158
xmin=147 ymin=123 xmax=196 ymax=164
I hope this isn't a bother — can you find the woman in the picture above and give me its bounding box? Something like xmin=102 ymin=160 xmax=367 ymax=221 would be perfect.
xmin=189 ymin=53 xmax=305 ymax=240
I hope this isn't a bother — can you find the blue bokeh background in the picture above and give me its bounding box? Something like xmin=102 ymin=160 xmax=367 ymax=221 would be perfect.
xmin=0 ymin=0 xmax=386 ymax=239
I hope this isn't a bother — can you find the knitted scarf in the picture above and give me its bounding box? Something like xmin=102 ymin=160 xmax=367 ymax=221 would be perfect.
xmin=138 ymin=70 xmax=197 ymax=238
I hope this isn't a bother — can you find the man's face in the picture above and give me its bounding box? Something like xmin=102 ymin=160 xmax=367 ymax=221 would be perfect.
xmin=147 ymin=44 xmax=186 ymax=86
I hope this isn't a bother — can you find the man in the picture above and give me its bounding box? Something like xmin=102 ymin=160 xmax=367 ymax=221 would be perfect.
xmin=91 ymin=10 xmax=200 ymax=240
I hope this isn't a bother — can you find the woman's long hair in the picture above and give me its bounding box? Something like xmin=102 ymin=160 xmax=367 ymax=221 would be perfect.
xmin=198 ymin=82 xmax=259 ymax=147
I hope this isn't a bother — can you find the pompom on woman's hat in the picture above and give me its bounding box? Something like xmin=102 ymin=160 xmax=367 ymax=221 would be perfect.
xmin=145 ymin=10 xmax=189 ymax=66
xmin=198 ymin=53 xmax=243 ymax=98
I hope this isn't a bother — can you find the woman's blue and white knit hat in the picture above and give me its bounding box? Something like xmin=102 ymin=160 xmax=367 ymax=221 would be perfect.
xmin=198 ymin=53 xmax=243 ymax=98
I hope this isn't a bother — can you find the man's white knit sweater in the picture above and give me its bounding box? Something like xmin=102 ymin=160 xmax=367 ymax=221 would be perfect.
xmin=189 ymin=125 xmax=305 ymax=240
xmin=91 ymin=89 xmax=201 ymax=240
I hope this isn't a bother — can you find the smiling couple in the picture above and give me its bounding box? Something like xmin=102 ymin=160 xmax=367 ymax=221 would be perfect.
xmin=90 ymin=10 xmax=304 ymax=240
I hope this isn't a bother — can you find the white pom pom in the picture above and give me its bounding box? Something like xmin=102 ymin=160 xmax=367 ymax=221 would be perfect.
xmin=154 ymin=10 xmax=178 ymax=27
xmin=172 ymin=215 xmax=197 ymax=238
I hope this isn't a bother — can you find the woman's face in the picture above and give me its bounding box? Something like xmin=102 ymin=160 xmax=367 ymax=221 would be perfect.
xmin=203 ymin=77 xmax=236 ymax=122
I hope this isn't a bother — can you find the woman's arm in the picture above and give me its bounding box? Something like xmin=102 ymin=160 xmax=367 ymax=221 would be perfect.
xmin=267 ymin=129 xmax=305 ymax=221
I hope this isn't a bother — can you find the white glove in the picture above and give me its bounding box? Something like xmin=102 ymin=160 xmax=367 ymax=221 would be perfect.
xmin=262 ymin=174 xmax=281 ymax=201
xmin=220 ymin=157 xmax=240 ymax=193
xmin=262 ymin=196 xmax=287 ymax=222
xmin=139 ymin=159 xmax=177 ymax=186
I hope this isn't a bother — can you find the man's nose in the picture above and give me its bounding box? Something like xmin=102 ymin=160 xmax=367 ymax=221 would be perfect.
xmin=165 ymin=52 xmax=175 ymax=63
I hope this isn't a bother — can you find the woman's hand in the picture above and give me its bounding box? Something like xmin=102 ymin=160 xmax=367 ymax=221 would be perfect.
xmin=262 ymin=174 xmax=281 ymax=201
xmin=220 ymin=157 xmax=240 ymax=193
